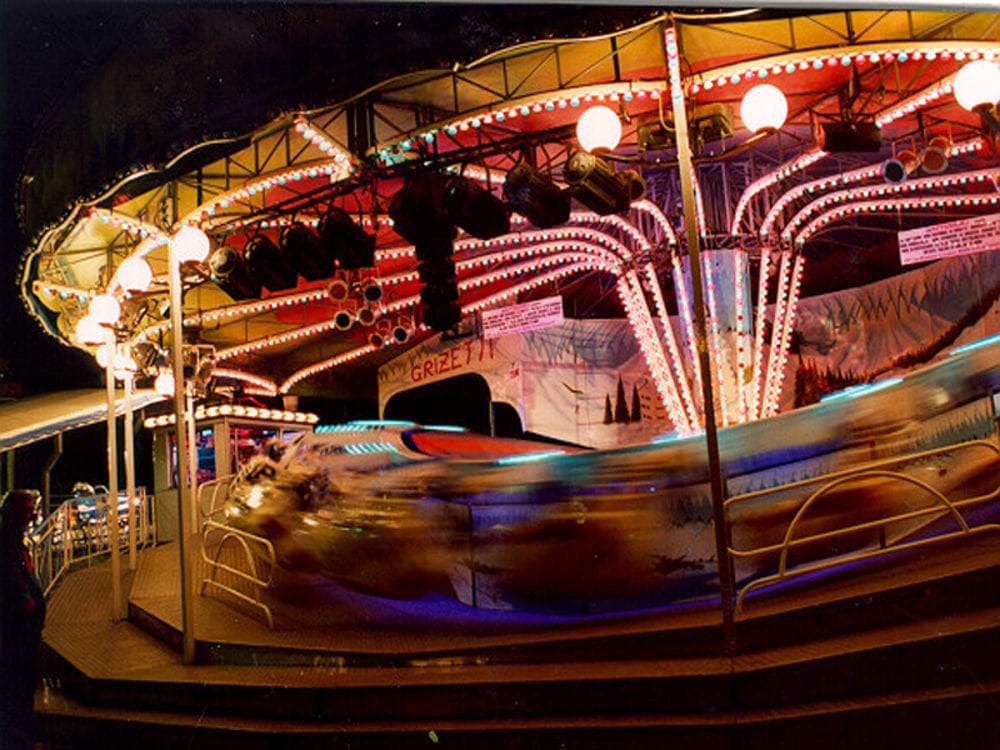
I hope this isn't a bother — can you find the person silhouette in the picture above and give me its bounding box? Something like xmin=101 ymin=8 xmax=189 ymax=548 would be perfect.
xmin=0 ymin=489 xmax=46 ymax=750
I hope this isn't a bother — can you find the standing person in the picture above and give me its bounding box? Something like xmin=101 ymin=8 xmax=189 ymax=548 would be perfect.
xmin=0 ymin=489 xmax=46 ymax=750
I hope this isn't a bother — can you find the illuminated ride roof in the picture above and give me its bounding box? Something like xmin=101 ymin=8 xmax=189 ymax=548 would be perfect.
xmin=17 ymin=8 xmax=1000 ymax=436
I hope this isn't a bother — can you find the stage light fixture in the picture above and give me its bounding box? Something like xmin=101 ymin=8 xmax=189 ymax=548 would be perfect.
xmin=388 ymin=171 xmax=453 ymax=246
xmin=319 ymin=208 xmax=376 ymax=270
xmin=564 ymin=150 xmax=644 ymax=215
xmin=333 ymin=308 xmax=355 ymax=331
xmin=502 ymin=161 xmax=571 ymax=229
xmin=444 ymin=175 xmax=510 ymax=239
xmin=207 ymin=245 xmax=262 ymax=300
xmin=244 ymin=235 xmax=298 ymax=292
xmin=389 ymin=172 xmax=463 ymax=332
xmin=881 ymin=149 xmax=918 ymax=184
xmin=360 ymin=278 xmax=383 ymax=304
xmin=357 ymin=306 xmax=377 ymax=327
xmin=327 ymin=276 xmax=350 ymax=302
xmin=391 ymin=324 xmax=411 ymax=344
xmin=920 ymin=136 xmax=951 ymax=174
xmin=280 ymin=224 xmax=334 ymax=281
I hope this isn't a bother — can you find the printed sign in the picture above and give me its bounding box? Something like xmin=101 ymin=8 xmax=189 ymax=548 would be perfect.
xmin=480 ymin=296 xmax=564 ymax=339
xmin=899 ymin=212 xmax=1000 ymax=266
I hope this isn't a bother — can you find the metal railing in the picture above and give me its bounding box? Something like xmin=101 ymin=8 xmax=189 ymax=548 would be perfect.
xmin=726 ymin=439 xmax=1000 ymax=613
xmin=198 ymin=476 xmax=276 ymax=628
xmin=28 ymin=490 xmax=157 ymax=596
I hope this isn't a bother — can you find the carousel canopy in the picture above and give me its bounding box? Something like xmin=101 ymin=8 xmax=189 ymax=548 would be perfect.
xmin=16 ymin=7 xmax=1000 ymax=430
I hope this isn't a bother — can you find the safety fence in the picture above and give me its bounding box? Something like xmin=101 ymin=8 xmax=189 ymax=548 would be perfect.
xmin=198 ymin=475 xmax=276 ymax=628
xmin=28 ymin=489 xmax=157 ymax=596
xmin=726 ymin=439 xmax=1000 ymax=614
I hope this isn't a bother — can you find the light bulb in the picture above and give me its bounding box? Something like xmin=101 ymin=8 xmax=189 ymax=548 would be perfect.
xmin=154 ymin=371 xmax=175 ymax=396
xmin=954 ymin=60 xmax=1000 ymax=112
xmin=95 ymin=342 xmax=113 ymax=368
xmin=171 ymin=225 xmax=211 ymax=264
xmin=118 ymin=256 xmax=153 ymax=292
xmin=75 ymin=315 xmax=105 ymax=345
xmin=740 ymin=84 xmax=788 ymax=133
xmin=89 ymin=293 xmax=121 ymax=324
xmin=576 ymin=105 xmax=622 ymax=152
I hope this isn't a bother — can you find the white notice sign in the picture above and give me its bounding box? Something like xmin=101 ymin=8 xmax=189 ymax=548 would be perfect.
xmin=898 ymin=212 xmax=1000 ymax=266
xmin=481 ymin=296 xmax=564 ymax=339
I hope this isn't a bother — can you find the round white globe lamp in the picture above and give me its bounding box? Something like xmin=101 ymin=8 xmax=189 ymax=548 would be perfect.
xmin=118 ymin=256 xmax=153 ymax=292
xmin=740 ymin=84 xmax=788 ymax=133
xmin=576 ymin=105 xmax=622 ymax=152
xmin=95 ymin=343 xmax=113 ymax=368
xmin=89 ymin=293 xmax=121 ymax=325
xmin=171 ymin=225 xmax=211 ymax=264
xmin=75 ymin=315 xmax=105 ymax=346
xmin=154 ymin=371 xmax=175 ymax=397
xmin=953 ymin=60 xmax=1000 ymax=112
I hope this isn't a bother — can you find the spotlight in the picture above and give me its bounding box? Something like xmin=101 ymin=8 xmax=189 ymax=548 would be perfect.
xmin=368 ymin=331 xmax=385 ymax=348
xmin=502 ymin=161 xmax=571 ymax=229
xmin=244 ymin=235 xmax=298 ymax=292
xmin=360 ymin=278 xmax=383 ymax=303
xmin=357 ymin=306 xmax=377 ymax=327
xmin=920 ymin=136 xmax=951 ymax=174
xmin=882 ymin=149 xmax=918 ymax=184
xmin=391 ymin=324 xmax=411 ymax=344
xmin=388 ymin=171 xmax=452 ymax=246
xmin=418 ymin=254 xmax=461 ymax=332
xmin=327 ymin=276 xmax=350 ymax=302
xmin=280 ymin=224 xmax=335 ymax=281
xmin=444 ymin=175 xmax=510 ymax=239
xmin=319 ymin=208 xmax=376 ymax=270
xmin=207 ymin=245 xmax=261 ymax=300
xmin=389 ymin=172 xmax=462 ymax=332
xmin=333 ymin=309 xmax=355 ymax=331
xmin=564 ymin=151 xmax=644 ymax=215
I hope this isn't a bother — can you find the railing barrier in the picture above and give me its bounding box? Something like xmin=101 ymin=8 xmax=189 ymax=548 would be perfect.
xmin=727 ymin=439 xmax=1000 ymax=614
xmin=198 ymin=476 xmax=276 ymax=628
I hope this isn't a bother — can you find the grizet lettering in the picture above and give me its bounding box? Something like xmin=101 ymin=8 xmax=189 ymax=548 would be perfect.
xmin=410 ymin=339 xmax=495 ymax=382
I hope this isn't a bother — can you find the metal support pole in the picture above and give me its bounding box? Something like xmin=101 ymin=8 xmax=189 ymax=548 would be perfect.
xmin=169 ymin=243 xmax=197 ymax=665
xmin=186 ymin=387 xmax=199 ymax=536
xmin=104 ymin=327 xmax=123 ymax=621
xmin=667 ymin=20 xmax=738 ymax=654
xmin=124 ymin=369 xmax=138 ymax=570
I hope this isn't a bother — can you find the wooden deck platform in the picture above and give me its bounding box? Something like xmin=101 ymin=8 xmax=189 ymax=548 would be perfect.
xmin=34 ymin=532 xmax=1000 ymax=747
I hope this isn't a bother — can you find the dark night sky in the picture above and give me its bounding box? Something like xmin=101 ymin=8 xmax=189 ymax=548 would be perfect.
xmin=0 ymin=1 xmax=134 ymax=395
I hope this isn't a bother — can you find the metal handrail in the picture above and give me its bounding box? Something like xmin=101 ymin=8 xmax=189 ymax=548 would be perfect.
xmin=728 ymin=439 xmax=1000 ymax=613
xmin=197 ymin=475 xmax=277 ymax=628
xmin=28 ymin=490 xmax=157 ymax=596
xmin=200 ymin=519 xmax=276 ymax=628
